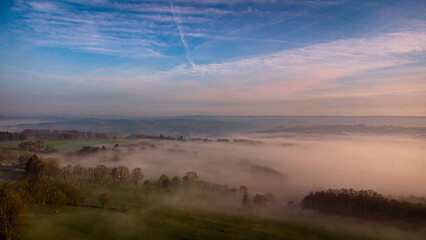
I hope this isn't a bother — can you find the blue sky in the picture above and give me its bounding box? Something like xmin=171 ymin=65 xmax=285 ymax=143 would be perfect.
xmin=0 ymin=0 xmax=425 ymax=116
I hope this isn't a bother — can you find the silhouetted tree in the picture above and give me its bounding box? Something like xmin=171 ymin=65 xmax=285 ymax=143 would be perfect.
xmin=301 ymin=188 xmax=426 ymax=221
xmin=242 ymin=191 xmax=250 ymax=209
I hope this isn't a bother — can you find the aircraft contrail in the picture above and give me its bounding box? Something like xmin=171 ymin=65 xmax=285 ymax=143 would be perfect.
xmin=170 ymin=1 xmax=196 ymax=70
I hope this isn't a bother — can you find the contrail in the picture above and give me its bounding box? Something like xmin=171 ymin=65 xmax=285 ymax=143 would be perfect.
xmin=170 ymin=1 xmax=196 ymax=70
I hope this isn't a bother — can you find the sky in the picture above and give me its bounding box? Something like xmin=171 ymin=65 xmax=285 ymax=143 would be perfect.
xmin=0 ymin=0 xmax=425 ymax=117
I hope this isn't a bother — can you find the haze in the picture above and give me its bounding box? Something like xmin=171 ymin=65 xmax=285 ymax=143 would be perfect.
xmin=61 ymin=133 xmax=426 ymax=200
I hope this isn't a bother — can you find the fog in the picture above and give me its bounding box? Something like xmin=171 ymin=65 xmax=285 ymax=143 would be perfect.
xmin=62 ymin=133 xmax=426 ymax=201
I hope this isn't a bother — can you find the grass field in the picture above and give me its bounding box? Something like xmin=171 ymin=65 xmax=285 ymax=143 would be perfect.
xmin=21 ymin=205 xmax=379 ymax=240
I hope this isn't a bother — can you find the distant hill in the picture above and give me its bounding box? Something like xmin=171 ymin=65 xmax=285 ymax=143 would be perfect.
xmin=256 ymin=124 xmax=426 ymax=137
xmin=2 ymin=118 xmax=255 ymax=137
xmin=1 ymin=116 xmax=425 ymax=137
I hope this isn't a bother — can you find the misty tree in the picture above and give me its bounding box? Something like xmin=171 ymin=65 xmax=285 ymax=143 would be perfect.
xmin=183 ymin=171 xmax=199 ymax=186
xmin=239 ymin=185 xmax=248 ymax=192
xmin=158 ymin=174 xmax=171 ymax=187
xmin=171 ymin=176 xmax=182 ymax=186
xmin=72 ymin=164 xmax=84 ymax=186
xmin=131 ymin=168 xmax=144 ymax=185
xmin=62 ymin=164 xmax=73 ymax=181
xmin=185 ymin=171 xmax=199 ymax=182
xmin=143 ymin=180 xmax=152 ymax=186
xmin=98 ymin=193 xmax=111 ymax=208
xmin=0 ymin=189 xmax=28 ymax=240
xmin=242 ymin=191 xmax=250 ymax=209
xmin=253 ymin=194 xmax=268 ymax=207
xmin=116 ymin=166 xmax=130 ymax=185
xmin=93 ymin=165 xmax=109 ymax=187
xmin=44 ymin=157 xmax=62 ymax=177
xmin=265 ymin=193 xmax=276 ymax=204
xmin=112 ymin=154 xmax=121 ymax=162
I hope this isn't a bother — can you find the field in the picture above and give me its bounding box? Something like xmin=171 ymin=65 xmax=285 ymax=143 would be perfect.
xmin=22 ymin=205 xmax=376 ymax=240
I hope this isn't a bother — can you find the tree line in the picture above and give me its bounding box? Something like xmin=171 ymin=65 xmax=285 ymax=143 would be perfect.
xmin=301 ymin=188 xmax=426 ymax=222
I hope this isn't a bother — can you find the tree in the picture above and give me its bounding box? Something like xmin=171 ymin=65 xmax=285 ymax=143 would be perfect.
xmin=242 ymin=191 xmax=250 ymax=209
xmin=48 ymin=190 xmax=67 ymax=214
xmin=143 ymin=180 xmax=152 ymax=186
xmin=62 ymin=164 xmax=73 ymax=181
xmin=265 ymin=193 xmax=276 ymax=204
xmin=98 ymin=193 xmax=111 ymax=208
xmin=253 ymin=194 xmax=268 ymax=208
xmin=239 ymin=185 xmax=248 ymax=192
xmin=157 ymin=174 xmax=171 ymax=187
xmin=30 ymin=176 xmax=56 ymax=205
xmin=111 ymin=154 xmax=121 ymax=162
xmin=116 ymin=166 xmax=130 ymax=185
xmin=171 ymin=176 xmax=182 ymax=186
xmin=185 ymin=171 xmax=199 ymax=182
xmin=55 ymin=181 xmax=84 ymax=205
xmin=93 ymin=165 xmax=109 ymax=187
xmin=44 ymin=158 xmax=61 ymax=177
xmin=24 ymin=155 xmax=46 ymax=178
xmin=0 ymin=189 xmax=28 ymax=240
xmin=131 ymin=168 xmax=144 ymax=185
xmin=18 ymin=152 xmax=33 ymax=166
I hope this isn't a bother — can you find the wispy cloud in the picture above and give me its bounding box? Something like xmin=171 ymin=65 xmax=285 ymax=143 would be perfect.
xmin=170 ymin=1 xmax=196 ymax=69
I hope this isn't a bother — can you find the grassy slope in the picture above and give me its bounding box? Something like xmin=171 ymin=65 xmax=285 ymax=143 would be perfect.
xmin=22 ymin=205 xmax=374 ymax=240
